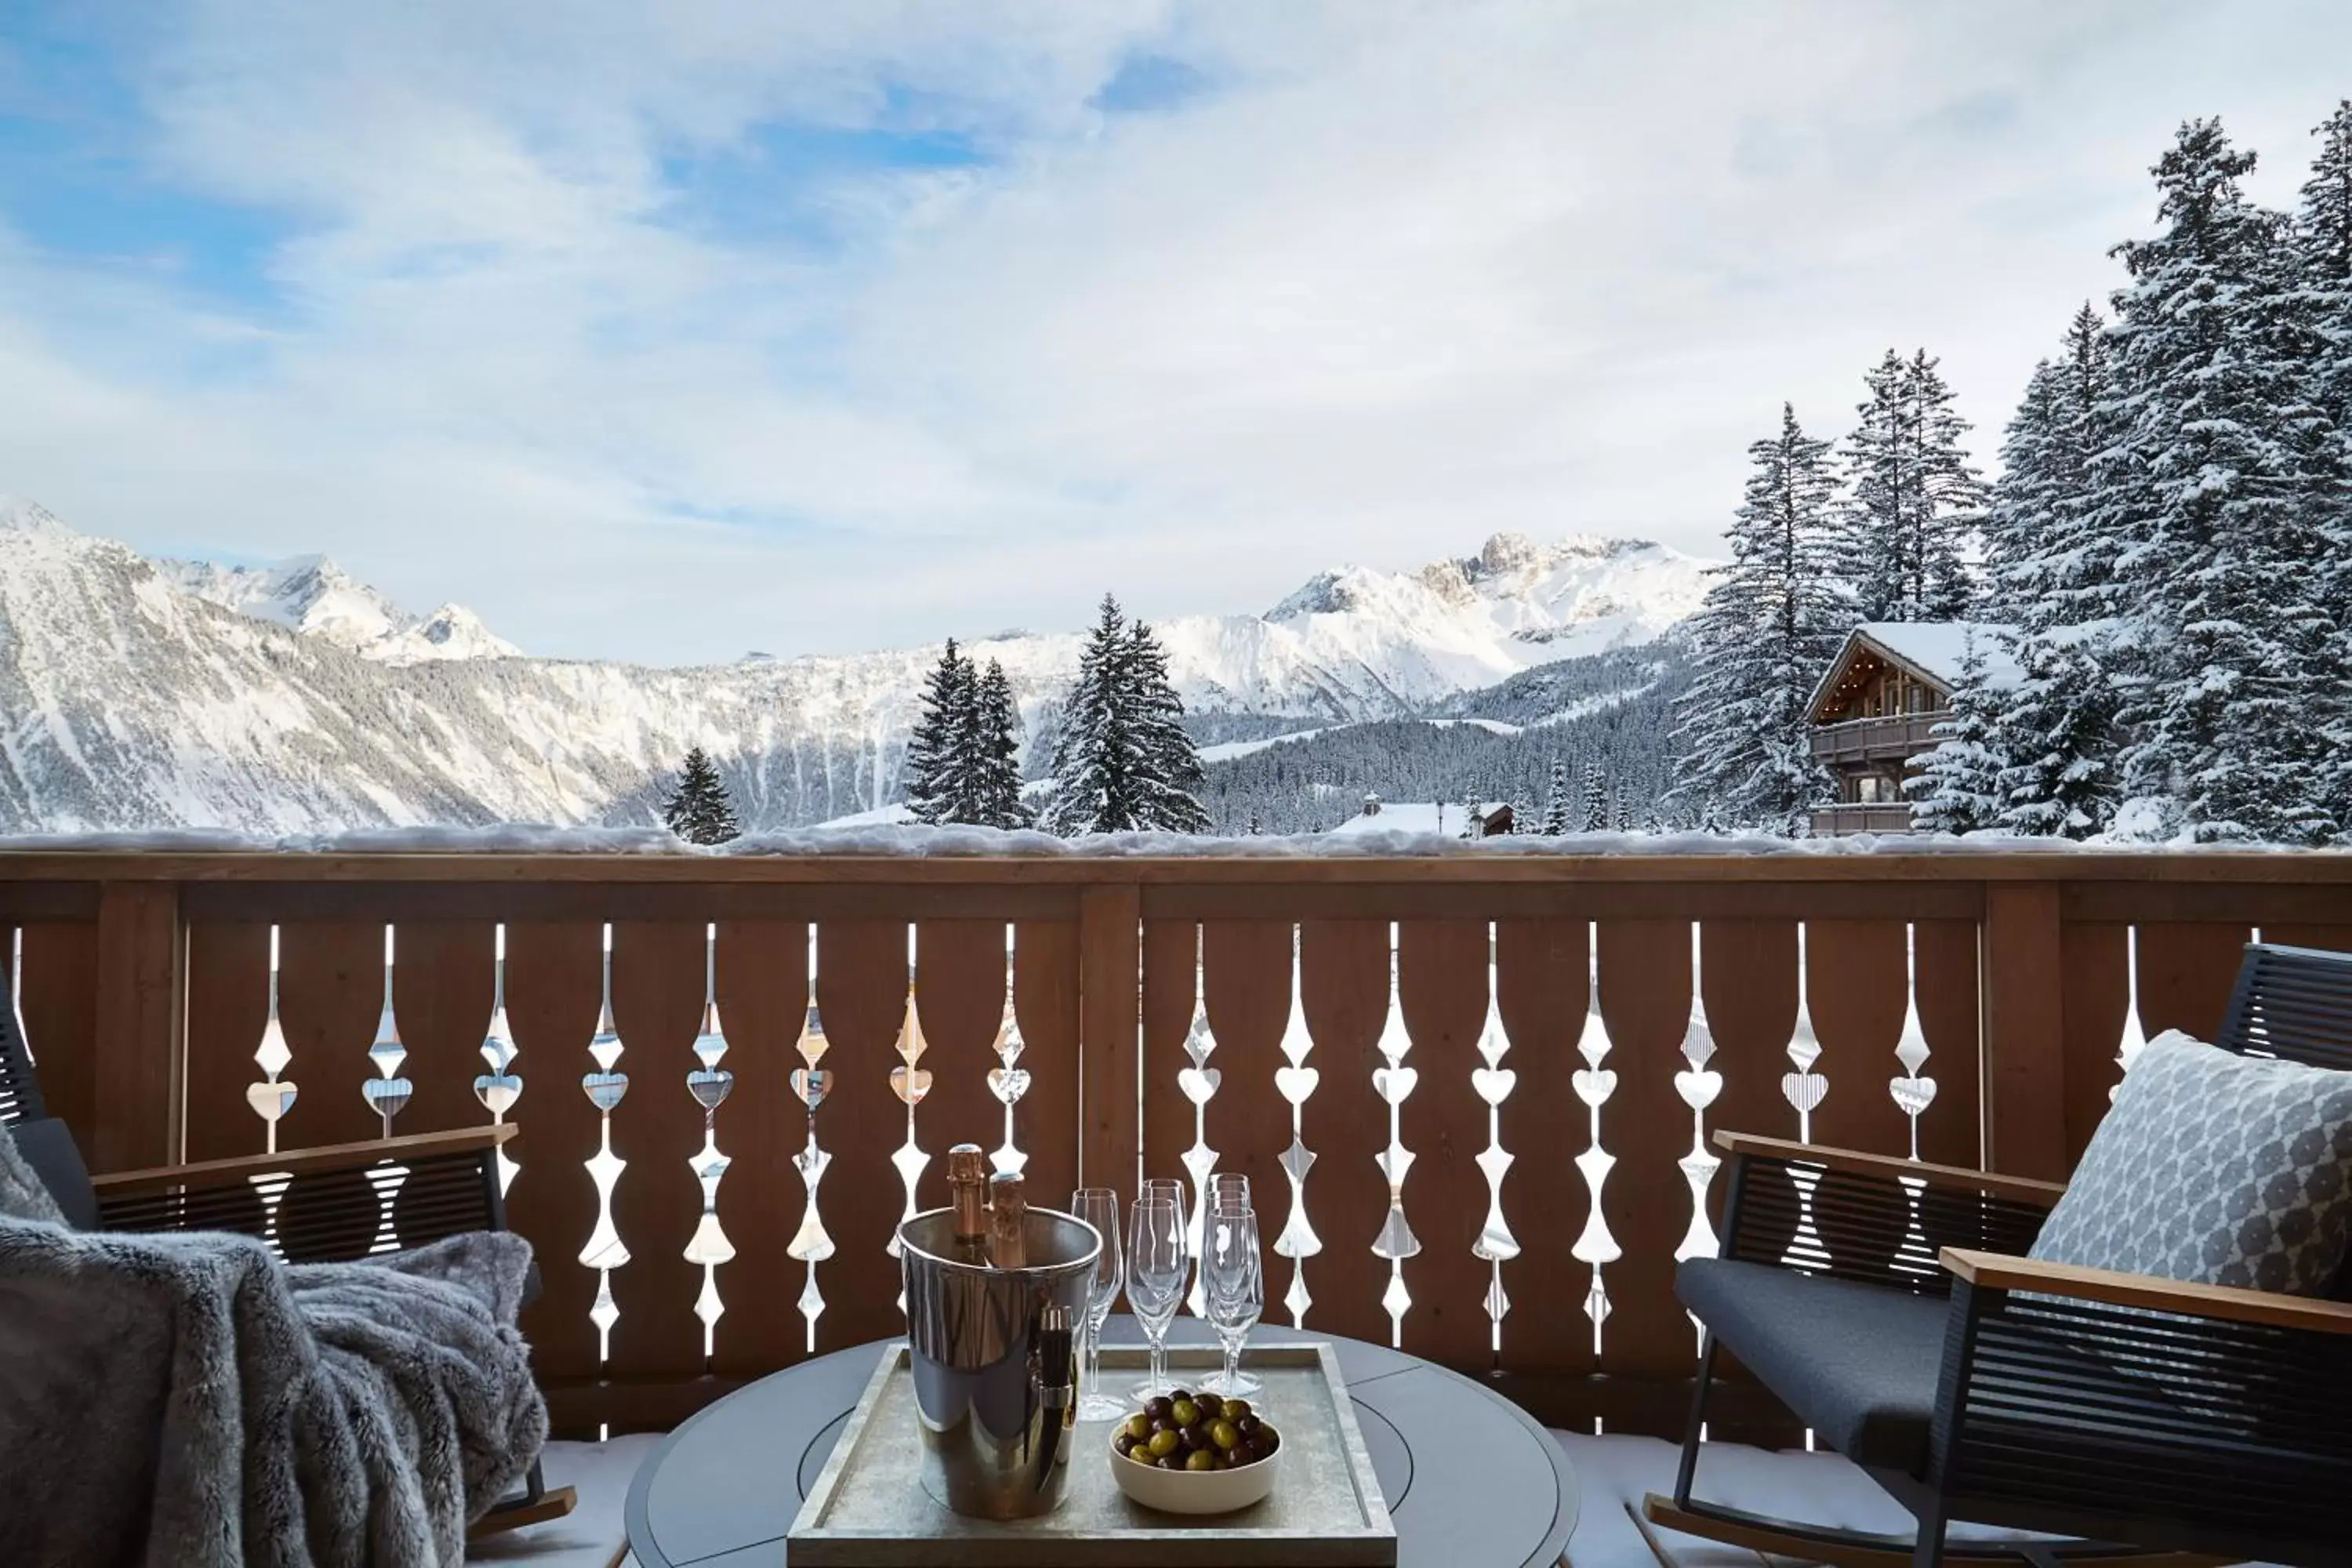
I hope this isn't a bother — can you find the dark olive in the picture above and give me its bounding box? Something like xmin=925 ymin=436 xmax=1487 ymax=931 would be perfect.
xmin=1145 ymin=1396 xmax=1174 ymax=1421
xmin=1169 ymin=1387 xmax=1193 ymax=1403
xmin=1156 ymin=1454 xmax=1183 ymax=1471
xmin=1234 ymin=1414 xmax=1261 ymax=1437
xmin=1113 ymin=1433 xmax=1135 ymax=1457
xmin=1195 ymin=1393 xmax=1224 ymax=1418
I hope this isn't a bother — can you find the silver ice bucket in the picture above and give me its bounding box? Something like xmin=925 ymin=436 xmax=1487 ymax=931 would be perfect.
xmin=898 ymin=1207 xmax=1101 ymax=1519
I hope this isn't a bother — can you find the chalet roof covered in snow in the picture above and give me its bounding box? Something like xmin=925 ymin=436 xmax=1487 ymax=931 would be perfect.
xmin=1327 ymin=800 xmax=1504 ymax=837
xmin=1807 ymin=622 xmax=2024 ymax=719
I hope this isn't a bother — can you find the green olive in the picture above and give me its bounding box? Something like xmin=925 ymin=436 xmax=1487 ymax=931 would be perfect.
xmin=1210 ymin=1419 xmax=1240 ymax=1450
xmin=1170 ymin=1399 xmax=1199 ymax=1428
xmin=1147 ymin=1428 xmax=1182 ymax=1459
xmin=1123 ymin=1414 xmax=1152 ymax=1442
xmin=1129 ymin=1444 xmax=1156 ymax=1465
xmin=1185 ymin=1447 xmax=1217 ymax=1472
xmin=1221 ymin=1399 xmax=1250 ymax=1421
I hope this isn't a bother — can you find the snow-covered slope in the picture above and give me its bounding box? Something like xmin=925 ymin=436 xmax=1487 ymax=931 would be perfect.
xmin=0 ymin=499 xmax=1715 ymax=833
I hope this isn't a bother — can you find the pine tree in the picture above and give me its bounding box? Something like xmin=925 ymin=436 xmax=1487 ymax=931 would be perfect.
xmin=1459 ymin=786 xmax=1482 ymax=840
xmin=1990 ymin=306 xmax=2125 ymax=837
xmin=1580 ymin=763 xmax=1606 ymax=833
xmin=1839 ymin=350 xmax=1986 ymax=621
xmin=1907 ymin=631 xmax=2005 ymax=834
xmin=2103 ymin=119 xmax=2334 ymax=841
xmin=1541 ymin=757 xmax=1572 ymax=834
xmin=2294 ymin=102 xmax=2352 ymax=835
xmin=967 ymin=659 xmax=1033 ymax=829
xmin=1123 ymin=618 xmax=1211 ymax=834
xmin=904 ymin=640 xmax=974 ymax=825
xmin=662 ymin=746 xmax=741 ymax=844
xmin=1671 ymin=404 xmax=1847 ymax=833
xmin=1044 ymin=597 xmax=1210 ymax=835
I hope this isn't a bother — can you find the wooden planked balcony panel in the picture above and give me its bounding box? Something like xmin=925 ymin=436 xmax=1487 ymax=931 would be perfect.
xmin=1 ymin=849 xmax=2349 ymax=1439
xmin=1809 ymin=713 xmax=1942 ymax=764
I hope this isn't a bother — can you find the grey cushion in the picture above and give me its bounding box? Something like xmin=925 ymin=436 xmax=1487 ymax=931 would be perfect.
xmin=2031 ymin=1030 xmax=2352 ymax=1294
xmin=9 ymin=1120 xmax=96 ymax=1230
xmin=1675 ymin=1256 xmax=1949 ymax=1473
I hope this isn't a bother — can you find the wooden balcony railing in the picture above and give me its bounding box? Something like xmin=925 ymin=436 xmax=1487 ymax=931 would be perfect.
xmin=1809 ymin=802 xmax=1917 ymax=836
xmin=1810 ymin=713 xmax=1941 ymax=764
xmin=3 ymin=850 xmax=2347 ymax=1441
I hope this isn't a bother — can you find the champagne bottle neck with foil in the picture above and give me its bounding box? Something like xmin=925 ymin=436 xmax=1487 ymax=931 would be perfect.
xmin=987 ymin=1173 xmax=1029 ymax=1270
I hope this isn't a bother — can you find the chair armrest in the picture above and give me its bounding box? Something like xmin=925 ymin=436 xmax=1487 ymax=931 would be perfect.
xmin=1715 ymin=1131 xmax=2067 ymax=1208
xmin=91 ymin=1125 xmax=514 ymax=1200
xmin=1941 ymin=1248 xmax=2352 ymax=1336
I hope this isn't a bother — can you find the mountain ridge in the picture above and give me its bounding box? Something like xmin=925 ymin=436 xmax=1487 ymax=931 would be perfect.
xmin=0 ymin=497 xmax=1715 ymax=832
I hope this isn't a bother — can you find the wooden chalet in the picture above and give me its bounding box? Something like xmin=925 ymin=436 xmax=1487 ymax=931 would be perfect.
xmin=1806 ymin=622 xmax=2018 ymax=836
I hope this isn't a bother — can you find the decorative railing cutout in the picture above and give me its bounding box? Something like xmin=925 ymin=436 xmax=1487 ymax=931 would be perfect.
xmin=1468 ymin=939 xmax=1517 ymax=1354
xmin=684 ymin=924 xmax=736 ymax=1359
xmin=1370 ymin=924 xmax=1421 ymax=1348
xmin=1569 ymin=936 xmax=1619 ymax=1354
xmin=788 ymin=930 xmax=833 ymax=1353
xmin=2113 ymin=928 xmax=2150 ymax=1099
xmin=365 ymin=925 xmax=412 ymax=1139
xmin=579 ymin=927 xmax=630 ymax=1362
xmin=990 ymin=974 xmax=1029 ymax=1178
xmin=1675 ymin=927 xmax=1722 ymax=1275
xmin=247 ymin=925 xmax=296 ymax=1155
xmin=1272 ymin=927 xmax=1320 ymax=1327
xmin=1179 ymin=930 xmax=1218 ymax=1316
xmin=475 ymin=926 xmax=521 ymax=1196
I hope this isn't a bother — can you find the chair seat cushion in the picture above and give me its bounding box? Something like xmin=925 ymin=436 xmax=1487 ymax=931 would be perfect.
xmin=2 ymin=1117 xmax=87 ymax=1229
xmin=1676 ymin=1256 xmax=1950 ymax=1474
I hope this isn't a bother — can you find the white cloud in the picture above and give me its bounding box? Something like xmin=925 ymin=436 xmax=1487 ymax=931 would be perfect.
xmin=2 ymin=0 xmax=2348 ymax=662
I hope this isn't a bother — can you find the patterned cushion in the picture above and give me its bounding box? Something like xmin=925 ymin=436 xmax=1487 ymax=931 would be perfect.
xmin=2031 ymin=1030 xmax=2352 ymax=1294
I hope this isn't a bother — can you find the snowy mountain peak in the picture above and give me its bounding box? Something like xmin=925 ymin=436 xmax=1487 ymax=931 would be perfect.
xmin=159 ymin=552 xmax=517 ymax=662
xmin=0 ymin=496 xmax=73 ymax=537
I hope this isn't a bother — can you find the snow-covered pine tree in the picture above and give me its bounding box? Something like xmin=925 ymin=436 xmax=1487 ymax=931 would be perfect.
xmin=1045 ymin=598 xmax=1131 ymax=835
xmin=1907 ymin=631 xmax=2005 ymax=834
xmin=1670 ymin=403 xmax=1846 ymax=833
xmin=1839 ymin=350 xmax=1986 ymax=621
xmin=662 ymin=746 xmax=742 ymax=844
xmin=967 ymin=659 xmax=1033 ymax=829
xmin=2104 ymin=119 xmax=2334 ymax=842
xmin=1541 ymin=757 xmax=1572 ymax=834
xmin=2293 ymin=101 xmax=2352 ymax=834
xmin=1044 ymin=597 xmax=1210 ymax=835
xmin=1991 ymin=305 xmax=2125 ymax=837
xmin=904 ymin=639 xmax=973 ymax=824
xmin=1580 ymin=763 xmax=1606 ymax=833
xmin=1460 ymin=787 xmax=1482 ymax=840
xmin=1123 ymin=618 xmax=1211 ymax=834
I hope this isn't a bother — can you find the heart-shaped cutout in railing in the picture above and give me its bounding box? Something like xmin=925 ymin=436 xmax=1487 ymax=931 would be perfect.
xmin=361 ymin=1076 xmax=412 ymax=1121
xmin=987 ymin=1065 xmax=1031 ymax=1105
xmin=1780 ymin=1072 xmax=1827 ymax=1116
xmin=1672 ymin=1068 xmax=1722 ymax=1110
xmin=1372 ymin=1065 xmax=1418 ymax=1105
xmin=1572 ymin=1068 xmax=1617 ymax=1106
xmin=688 ymin=1067 xmax=735 ymax=1111
xmin=1273 ymin=1065 xmax=1319 ymax=1104
xmin=889 ymin=1065 xmax=932 ymax=1106
xmin=473 ymin=1073 xmax=521 ymax=1116
xmin=1177 ymin=1066 xmax=1221 ymax=1105
xmin=1470 ymin=1066 xmax=1516 ymax=1105
xmin=1890 ymin=1075 xmax=1937 ymax=1117
xmin=582 ymin=1069 xmax=630 ymax=1112
xmin=246 ymin=1080 xmax=298 ymax=1122
xmin=793 ymin=1067 xmax=830 ymax=1110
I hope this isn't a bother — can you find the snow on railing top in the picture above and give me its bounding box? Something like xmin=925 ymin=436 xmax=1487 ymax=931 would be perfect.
xmin=0 ymin=822 xmax=2341 ymax=858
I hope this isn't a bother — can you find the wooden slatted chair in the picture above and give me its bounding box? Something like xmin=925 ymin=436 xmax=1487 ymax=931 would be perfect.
xmin=0 ymin=974 xmax=575 ymax=1539
xmin=1646 ymin=941 xmax=2352 ymax=1568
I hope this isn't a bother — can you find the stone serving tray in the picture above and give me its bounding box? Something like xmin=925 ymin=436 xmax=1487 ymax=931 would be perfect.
xmin=786 ymin=1341 xmax=1398 ymax=1566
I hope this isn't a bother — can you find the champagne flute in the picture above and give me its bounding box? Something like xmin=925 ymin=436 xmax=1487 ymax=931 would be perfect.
xmin=1137 ymin=1177 xmax=1192 ymax=1395
xmin=1202 ymin=1204 xmax=1265 ymax=1399
xmin=1209 ymin=1172 xmax=1250 ymax=1212
xmin=1070 ymin=1187 xmax=1127 ymax=1421
xmin=1127 ymin=1197 xmax=1185 ymax=1403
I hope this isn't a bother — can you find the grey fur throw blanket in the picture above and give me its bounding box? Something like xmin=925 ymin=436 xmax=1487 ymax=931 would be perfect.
xmin=0 ymin=1188 xmax=546 ymax=1567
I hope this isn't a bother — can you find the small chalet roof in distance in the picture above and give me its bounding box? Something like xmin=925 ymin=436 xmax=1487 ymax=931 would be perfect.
xmin=1806 ymin=621 xmax=2023 ymax=722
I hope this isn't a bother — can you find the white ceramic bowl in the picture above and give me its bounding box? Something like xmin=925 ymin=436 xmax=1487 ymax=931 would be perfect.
xmin=1105 ymin=1421 xmax=1282 ymax=1515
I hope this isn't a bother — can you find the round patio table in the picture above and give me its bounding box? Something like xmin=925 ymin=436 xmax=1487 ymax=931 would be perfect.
xmin=624 ymin=1317 xmax=1579 ymax=1567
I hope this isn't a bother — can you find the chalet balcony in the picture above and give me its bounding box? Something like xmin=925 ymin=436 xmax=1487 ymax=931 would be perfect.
xmin=1809 ymin=800 xmax=1916 ymax=836
xmin=1809 ymin=712 xmax=1942 ymax=765
xmin=6 ymin=847 xmax=2350 ymax=1565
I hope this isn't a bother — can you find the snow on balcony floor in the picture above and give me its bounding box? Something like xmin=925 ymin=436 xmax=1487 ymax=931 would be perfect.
xmin=466 ymin=1430 xmax=2089 ymax=1568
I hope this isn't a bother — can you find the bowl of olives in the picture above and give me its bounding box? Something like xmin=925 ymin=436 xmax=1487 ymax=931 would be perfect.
xmin=1106 ymin=1388 xmax=1282 ymax=1515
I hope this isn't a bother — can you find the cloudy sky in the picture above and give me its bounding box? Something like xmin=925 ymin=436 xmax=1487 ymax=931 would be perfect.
xmin=2 ymin=2 xmax=2347 ymax=663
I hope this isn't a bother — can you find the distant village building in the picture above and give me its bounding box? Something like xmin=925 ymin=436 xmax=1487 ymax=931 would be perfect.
xmin=1330 ymin=800 xmax=1513 ymax=837
xmin=1806 ymin=622 xmax=2020 ymax=837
